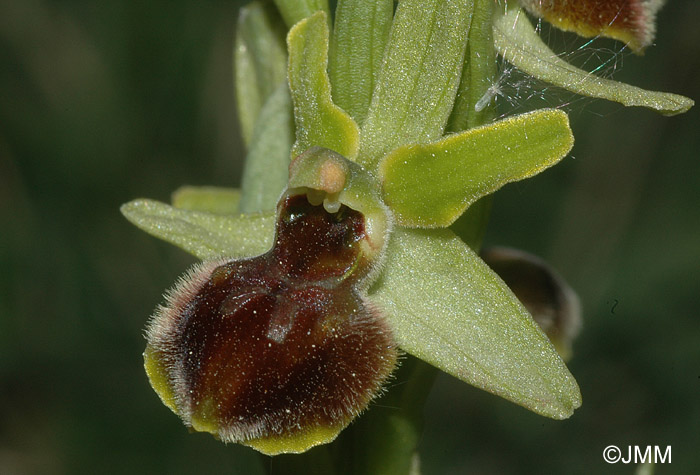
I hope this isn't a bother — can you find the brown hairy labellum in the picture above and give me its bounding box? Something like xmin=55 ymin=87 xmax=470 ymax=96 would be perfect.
xmin=144 ymin=194 xmax=397 ymax=454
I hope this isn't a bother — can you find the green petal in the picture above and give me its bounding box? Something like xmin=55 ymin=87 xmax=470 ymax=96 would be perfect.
xmin=493 ymin=6 xmax=694 ymax=116
xmin=171 ymin=186 xmax=241 ymax=215
xmin=358 ymin=0 xmax=474 ymax=171
xmin=239 ymin=83 xmax=294 ymax=213
xmin=288 ymin=11 xmax=360 ymax=160
xmin=235 ymin=1 xmax=288 ymax=146
xmin=368 ymin=227 xmax=582 ymax=419
xmin=120 ymin=199 xmax=274 ymax=260
xmin=273 ymin=0 xmax=330 ymax=29
xmin=328 ymin=0 xmax=393 ymax=126
xmin=379 ymin=109 xmax=573 ymax=228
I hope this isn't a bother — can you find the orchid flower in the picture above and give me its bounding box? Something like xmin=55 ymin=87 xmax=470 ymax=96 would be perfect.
xmin=121 ymin=0 xmax=692 ymax=466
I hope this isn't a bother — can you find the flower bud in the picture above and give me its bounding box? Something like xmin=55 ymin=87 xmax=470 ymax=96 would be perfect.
xmin=520 ymin=0 xmax=664 ymax=53
xmin=481 ymin=246 xmax=582 ymax=361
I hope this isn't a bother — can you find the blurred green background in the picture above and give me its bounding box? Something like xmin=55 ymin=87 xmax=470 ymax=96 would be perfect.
xmin=1 ymin=0 xmax=698 ymax=473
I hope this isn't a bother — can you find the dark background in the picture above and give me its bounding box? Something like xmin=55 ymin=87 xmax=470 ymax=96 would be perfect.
xmin=1 ymin=1 xmax=698 ymax=473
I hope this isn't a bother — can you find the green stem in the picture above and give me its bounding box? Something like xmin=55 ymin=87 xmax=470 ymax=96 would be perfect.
xmin=451 ymin=195 xmax=493 ymax=251
xmin=337 ymin=356 xmax=437 ymax=475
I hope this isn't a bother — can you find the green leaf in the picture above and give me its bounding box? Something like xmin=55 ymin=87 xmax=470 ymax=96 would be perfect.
xmin=239 ymin=83 xmax=294 ymax=213
xmin=120 ymin=199 xmax=274 ymax=260
xmin=273 ymin=0 xmax=330 ymax=29
xmin=171 ymin=186 xmax=241 ymax=215
xmin=235 ymin=1 xmax=288 ymax=146
xmin=379 ymin=109 xmax=573 ymax=228
xmin=368 ymin=227 xmax=582 ymax=419
xmin=357 ymin=0 xmax=474 ymax=171
xmin=493 ymin=6 xmax=694 ymax=116
xmin=448 ymin=0 xmax=496 ymax=131
xmin=328 ymin=0 xmax=393 ymax=126
xmin=288 ymin=11 xmax=360 ymax=160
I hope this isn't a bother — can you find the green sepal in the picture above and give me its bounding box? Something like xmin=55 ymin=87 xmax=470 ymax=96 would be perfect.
xmin=328 ymin=0 xmax=393 ymax=126
xmin=379 ymin=109 xmax=573 ymax=228
xmin=493 ymin=6 xmax=694 ymax=116
xmin=239 ymin=83 xmax=294 ymax=214
xmin=367 ymin=227 xmax=582 ymax=419
xmin=171 ymin=186 xmax=241 ymax=215
xmin=120 ymin=199 xmax=274 ymax=260
xmin=358 ymin=0 xmax=474 ymax=171
xmin=273 ymin=0 xmax=330 ymax=29
xmin=448 ymin=0 xmax=496 ymax=132
xmin=235 ymin=1 xmax=288 ymax=146
xmin=288 ymin=11 xmax=360 ymax=160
